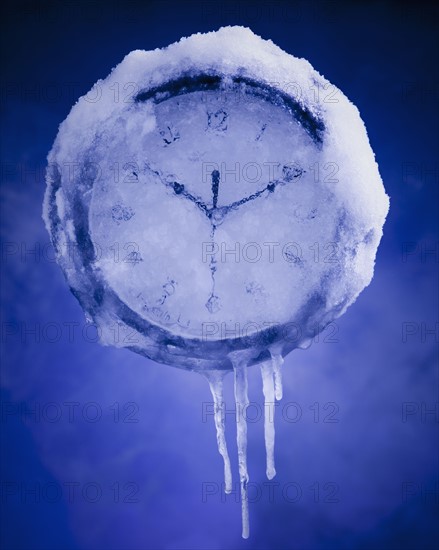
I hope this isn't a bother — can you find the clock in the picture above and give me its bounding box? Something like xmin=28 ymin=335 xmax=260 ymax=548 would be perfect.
xmin=44 ymin=27 xmax=389 ymax=540
xmin=44 ymin=27 xmax=388 ymax=374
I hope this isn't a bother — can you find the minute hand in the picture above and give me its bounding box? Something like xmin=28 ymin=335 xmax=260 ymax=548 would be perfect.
xmin=225 ymin=165 xmax=304 ymax=212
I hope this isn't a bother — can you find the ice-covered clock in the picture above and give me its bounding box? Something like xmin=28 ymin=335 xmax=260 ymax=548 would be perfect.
xmin=44 ymin=25 xmax=389 ymax=367
xmin=44 ymin=27 xmax=389 ymax=538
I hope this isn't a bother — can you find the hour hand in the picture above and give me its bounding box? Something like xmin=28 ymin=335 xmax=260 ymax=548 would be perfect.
xmin=159 ymin=169 xmax=222 ymax=221
xmin=144 ymin=163 xmax=210 ymax=215
xmin=169 ymin=179 xmax=210 ymax=216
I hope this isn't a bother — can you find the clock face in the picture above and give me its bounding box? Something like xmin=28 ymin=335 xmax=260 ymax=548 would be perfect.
xmin=87 ymin=77 xmax=336 ymax=344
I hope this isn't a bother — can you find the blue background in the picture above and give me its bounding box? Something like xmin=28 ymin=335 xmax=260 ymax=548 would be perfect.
xmin=1 ymin=1 xmax=438 ymax=549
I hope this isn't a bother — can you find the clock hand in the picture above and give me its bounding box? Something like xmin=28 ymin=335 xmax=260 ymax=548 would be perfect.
xmin=146 ymin=163 xmax=303 ymax=228
xmin=226 ymin=185 xmax=271 ymax=211
xmin=145 ymin=164 xmax=210 ymax=216
xmin=204 ymin=164 xmax=306 ymax=226
xmin=223 ymin=163 xmax=305 ymax=212
xmin=168 ymin=173 xmax=226 ymax=229
xmin=170 ymin=180 xmax=210 ymax=215
xmin=211 ymin=169 xmax=220 ymax=209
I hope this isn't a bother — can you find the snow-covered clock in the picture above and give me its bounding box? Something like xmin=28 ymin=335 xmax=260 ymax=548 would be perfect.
xmin=44 ymin=27 xmax=389 ymax=538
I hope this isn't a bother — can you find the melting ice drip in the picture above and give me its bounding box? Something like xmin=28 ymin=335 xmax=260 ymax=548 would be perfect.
xmin=43 ymin=27 xmax=389 ymax=540
xmin=205 ymin=347 xmax=284 ymax=538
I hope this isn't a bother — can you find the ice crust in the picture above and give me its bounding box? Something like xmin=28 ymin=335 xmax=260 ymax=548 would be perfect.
xmin=43 ymin=26 xmax=389 ymax=539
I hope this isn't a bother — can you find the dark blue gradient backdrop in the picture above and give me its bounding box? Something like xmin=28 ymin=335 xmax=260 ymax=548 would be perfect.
xmin=1 ymin=1 xmax=438 ymax=549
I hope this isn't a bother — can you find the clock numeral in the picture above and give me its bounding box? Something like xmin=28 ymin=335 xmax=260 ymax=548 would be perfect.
xmin=124 ymin=247 xmax=143 ymax=264
xmin=111 ymin=204 xmax=135 ymax=225
xmin=156 ymin=279 xmax=177 ymax=305
xmin=206 ymin=109 xmax=228 ymax=132
xmin=255 ymin=123 xmax=267 ymax=142
xmin=205 ymin=294 xmax=221 ymax=314
xmin=160 ymin=126 xmax=180 ymax=145
xmin=282 ymin=162 xmax=303 ymax=182
xmin=110 ymin=242 xmax=142 ymax=264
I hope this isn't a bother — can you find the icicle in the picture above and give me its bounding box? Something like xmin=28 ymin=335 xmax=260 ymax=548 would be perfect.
xmin=260 ymin=360 xmax=276 ymax=480
xmin=204 ymin=370 xmax=232 ymax=494
xmin=230 ymin=353 xmax=250 ymax=539
xmin=269 ymin=345 xmax=284 ymax=401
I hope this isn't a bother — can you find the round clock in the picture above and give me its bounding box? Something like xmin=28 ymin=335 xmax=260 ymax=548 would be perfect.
xmin=44 ymin=27 xmax=389 ymax=539
xmin=44 ymin=28 xmax=388 ymax=373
